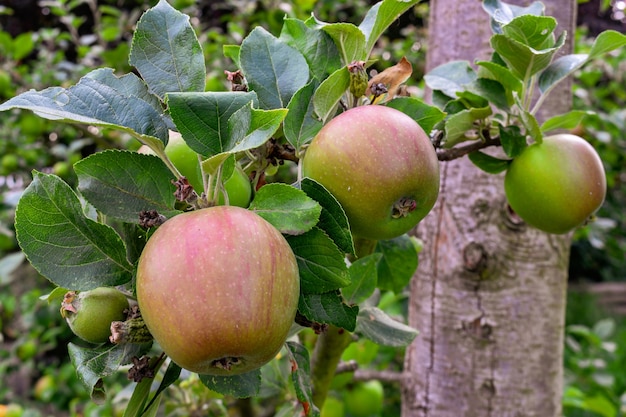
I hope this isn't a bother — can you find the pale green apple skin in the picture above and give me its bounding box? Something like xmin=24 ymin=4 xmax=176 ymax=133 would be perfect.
xmin=136 ymin=206 xmax=299 ymax=376
xmin=504 ymin=134 xmax=606 ymax=234
xmin=140 ymin=132 xmax=252 ymax=207
xmin=164 ymin=132 xmax=204 ymax=192
xmin=217 ymin=166 xmax=252 ymax=208
xmin=302 ymin=105 xmax=440 ymax=240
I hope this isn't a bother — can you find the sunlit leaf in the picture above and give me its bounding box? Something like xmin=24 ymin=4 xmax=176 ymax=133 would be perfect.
xmin=249 ymin=183 xmax=322 ymax=235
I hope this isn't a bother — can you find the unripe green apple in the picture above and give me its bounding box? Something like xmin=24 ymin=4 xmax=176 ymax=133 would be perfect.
xmin=164 ymin=131 xmax=204 ymax=192
xmin=61 ymin=287 xmax=129 ymax=344
xmin=139 ymin=132 xmax=252 ymax=207
xmin=321 ymin=395 xmax=345 ymax=417
xmin=345 ymin=380 xmax=384 ymax=417
xmin=302 ymin=105 xmax=439 ymax=241
xmin=216 ymin=166 xmax=252 ymax=208
xmin=504 ymin=134 xmax=606 ymax=234
xmin=136 ymin=206 xmax=300 ymax=376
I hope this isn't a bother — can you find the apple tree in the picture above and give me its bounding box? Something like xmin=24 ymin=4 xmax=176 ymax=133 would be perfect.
xmin=0 ymin=0 xmax=624 ymax=416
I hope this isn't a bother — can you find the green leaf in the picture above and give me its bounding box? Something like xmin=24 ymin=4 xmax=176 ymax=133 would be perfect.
xmin=482 ymin=0 xmax=545 ymax=33
xmin=540 ymin=110 xmax=594 ymax=133
xmin=146 ymin=361 xmax=182 ymax=408
xmin=240 ymin=27 xmax=310 ymax=109
xmin=223 ymin=44 xmax=241 ymax=68
xmin=588 ymin=30 xmax=626 ymax=59
xmin=518 ymin=105 xmax=542 ymax=142
xmin=355 ymin=306 xmax=418 ymax=347
xmin=443 ymin=106 xmax=492 ymax=147
xmin=300 ymin=178 xmax=354 ymax=256
xmin=312 ymin=66 xmax=350 ymax=123
xmin=385 ymin=97 xmax=446 ymax=134
xmin=359 ymin=0 xmax=421 ymax=56
xmin=75 ymin=150 xmax=179 ymax=223
xmin=249 ymin=183 xmax=322 ymax=235
xmin=0 ymin=68 xmax=169 ymax=145
xmin=15 ymin=172 xmax=134 ymax=291
xmin=284 ymin=81 xmax=324 ymax=150
xmin=123 ymin=372 xmax=153 ymax=417
xmin=423 ymin=61 xmax=476 ymax=98
xmin=538 ymin=31 xmax=626 ymax=95
xmin=280 ymin=18 xmax=342 ymax=80
xmin=501 ymin=15 xmax=557 ymax=50
xmin=468 ymin=151 xmax=511 ymax=174
xmin=320 ymin=22 xmax=366 ymax=64
xmin=343 ymin=253 xmax=383 ymax=305
xmin=286 ymin=341 xmax=320 ymax=417
xmin=491 ymin=30 xmax=566 ymax=80
xmin=68 ymin=341 xmax=151 ymax=403
xmin=375 ymin=235 xmax=418 ymax=293
xmin=13 ymin=32 xmax=35 ymax=61
xmin=499 ymin=124 xmax=527 ymax=158
xmin=537 ymin=54 xmax=587 ymax=95
xmin=463 ymin=78 xmax=510 ymax=110
xmin=477 ymin=61 xmax=523 ymax=93
xmin=298 ymin=291 xmax=358 ymax=331
xmin=0 ymin=252 xmax=25 ymax=286
xmin=227 ymin=105 xmax=288 ymax=153
xmin=166 ymin=91 xmax=257 ymax=157
xmin=199 ymin=370 xmax=261 ymax=398
xmin=129 ymin=0 xmax=206 ymax=99
xmin=287 ymin=227 xmax=350 ymax=294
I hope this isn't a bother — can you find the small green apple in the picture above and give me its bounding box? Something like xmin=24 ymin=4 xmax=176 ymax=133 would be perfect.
xmin=505 ymin=134 xmax=606 ymax=234
xmin=61 ymin=287 xmax=129 ymax=344
xmin=345 ymin=380 xmax=384 ymax=417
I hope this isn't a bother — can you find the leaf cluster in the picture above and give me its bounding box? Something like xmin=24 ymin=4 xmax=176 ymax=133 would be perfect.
xmin=0 ymin=0 xmax=424 ymax=410
xmin=425 ymin=0 xmax=626 ymax=173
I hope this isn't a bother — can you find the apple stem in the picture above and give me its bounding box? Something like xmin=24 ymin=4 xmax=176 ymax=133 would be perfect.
xmin=310 ymin=236 xmax=378 ymax=409
xmin=310 ymin=325 xmax=353 ymax=408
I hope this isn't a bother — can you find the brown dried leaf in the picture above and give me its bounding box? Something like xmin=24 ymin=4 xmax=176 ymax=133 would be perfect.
xmin=366 ymin=56 xmax=413 ymax=104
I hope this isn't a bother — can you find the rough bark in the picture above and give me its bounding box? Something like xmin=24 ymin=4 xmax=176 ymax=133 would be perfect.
xmin=402 ymin=1 xmax=577 ymax=416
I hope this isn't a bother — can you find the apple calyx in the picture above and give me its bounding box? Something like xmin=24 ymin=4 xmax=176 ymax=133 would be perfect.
xmin=391 ymin=197 xmax=418 ymax=219
xmin=212 ymin=356 xmax=243 ymax=371
xmin=348 ymin=60 xmax=368 ymax=98
xmin=60 ymin=291 xmax=78 ymax=316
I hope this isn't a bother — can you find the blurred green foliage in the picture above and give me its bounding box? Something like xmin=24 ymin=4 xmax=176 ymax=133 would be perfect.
xmin=569 ymin=27 xmax=626 ymax=283
xmin=564 ymin=291 xmax=626 ymax=417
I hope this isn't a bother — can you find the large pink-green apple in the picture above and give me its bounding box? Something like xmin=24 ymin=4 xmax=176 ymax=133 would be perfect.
xmin=136 ymin=206 xmax=299 ymax=375
xmin=504 ymin=134 xmax=606 ymax=234
xmin=302 ymin=105 xmax=439 ymax=241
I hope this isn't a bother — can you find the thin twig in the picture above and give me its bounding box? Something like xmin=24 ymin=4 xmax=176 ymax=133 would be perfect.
xmin=435 ymin=135 xmax=501 ymax=161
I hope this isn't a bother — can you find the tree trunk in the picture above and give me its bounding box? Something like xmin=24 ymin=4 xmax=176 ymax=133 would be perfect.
xmin=402 ymin=1 xmax=577 ymax=416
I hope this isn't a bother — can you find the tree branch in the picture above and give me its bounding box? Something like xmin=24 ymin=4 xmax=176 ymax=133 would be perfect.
xmin=436 ymin=135 xmax=501 ymax=162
